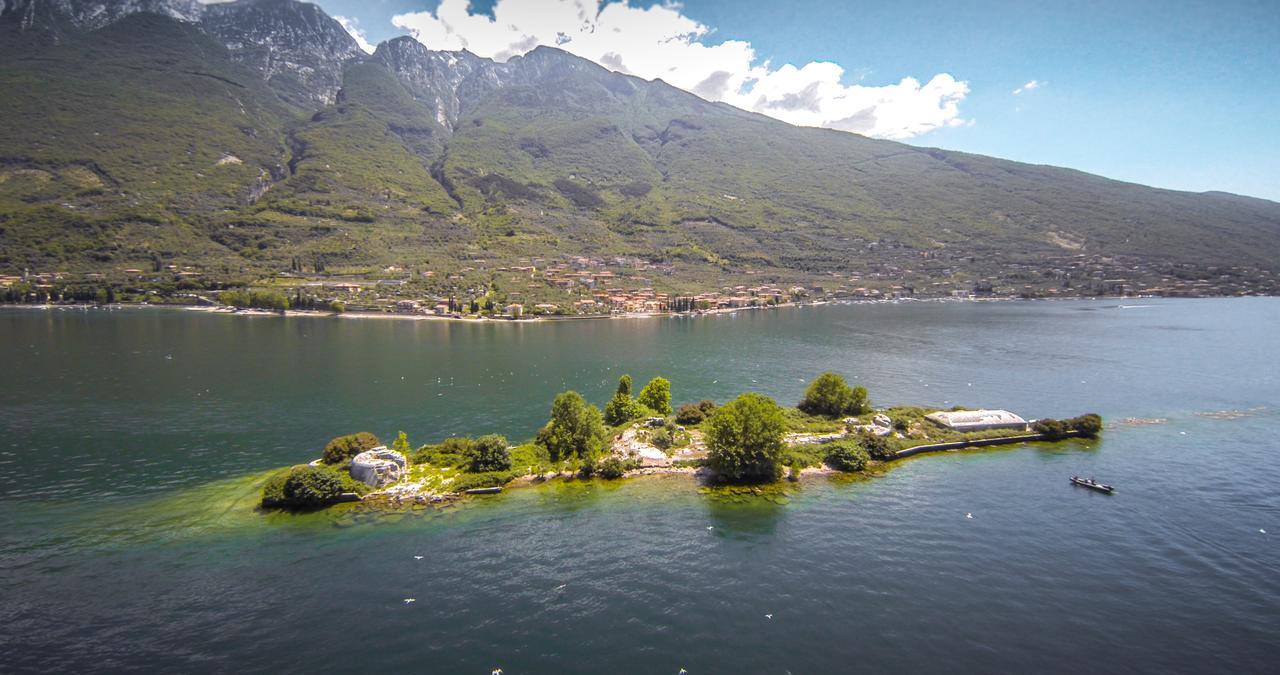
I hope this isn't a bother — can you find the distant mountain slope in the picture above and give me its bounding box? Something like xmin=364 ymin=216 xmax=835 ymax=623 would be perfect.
xmin=0 ymin=12 xmax=298 ymax=271
xmin=1 ymin=0 xmax=1277 ymax=296
xmin=201 ymin=0 xmax=363 ymax=107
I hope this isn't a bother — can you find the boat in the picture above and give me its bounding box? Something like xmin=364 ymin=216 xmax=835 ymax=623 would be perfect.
xmin=464 ymin=487 xmax=503 ymax=495
xmin=1070 ymin=476 xmax=1114 ymax=493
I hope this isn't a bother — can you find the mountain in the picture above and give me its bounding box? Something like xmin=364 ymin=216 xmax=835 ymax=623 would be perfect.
xmin=201 ymin=0 xmax=363 ymax=107
xmin=0 ymin=0 xmax=201 ymax=39
xmin=1 ymin=0 xmax=1277 ymax=301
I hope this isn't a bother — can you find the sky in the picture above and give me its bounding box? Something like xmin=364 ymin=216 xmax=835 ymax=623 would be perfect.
xmin=294 ymin=0 xmax=1278 ymax=201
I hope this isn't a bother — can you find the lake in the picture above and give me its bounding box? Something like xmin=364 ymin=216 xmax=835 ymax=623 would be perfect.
xmin=1 ymin=298 xmax=1277 ymax=673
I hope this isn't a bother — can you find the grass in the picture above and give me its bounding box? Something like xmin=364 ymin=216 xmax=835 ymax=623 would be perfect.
xmin=781 ymin=407 xmax=847 ymax=434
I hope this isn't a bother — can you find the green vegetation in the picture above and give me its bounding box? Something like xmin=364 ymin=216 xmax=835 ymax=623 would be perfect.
xmin=636 ymin=377 xmax=673 ymax=416
xmin=262 ymin=370 xmax=1103 ymax=508
xmin=391 ymin=431 xmax=412 ymax=456
xmin=823 ymin=442 xmax=871 ymax=472
xmin=449 ymin=470 xmax=521 ymax=492
xmin=321 ymin=432 xmax=380 ymax=465
xmin=597 ymin=455 xmax=641 ymax=480
xmin=856 ymin=434 xmax=900 ymax=462
xmin=798 ymin=372 xmax=869 ymax=418
xmin=705 ymin=393 xmax=788 ymax=482
xmin=466 ymin=434 xmax=512 ymax=472
xmin=4 ymin=11 xmax=1276 ymax=303
xmin=1033 ymin=414 xmax=1104 ymax=440
xmin=261 ymin=464 xmax=368 ymax=508
xmin=604 ymin=374 xmax=649 ymax=426
xmin=537 ymin=391 xmax=606 ymax=462
xmin=675 ymin=400 xmax=717 ymax=425
xmin=780 ymin=443 xmax=828 ymax=469
xmin=780 ymin=406 xmax=848 ymax=434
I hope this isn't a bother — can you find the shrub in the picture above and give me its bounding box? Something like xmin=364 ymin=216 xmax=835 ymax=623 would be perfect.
xmin=859 ymin=434 xmax=899 ymax=461
xmin=1033 ymin=415 xmax=1103 ymax=440
xmin=597 ymin=456 xmax=638 ymax=479
xmin=705 ymin=392 xmax=787 ymax=482
xmin=537 ymin=390 xmax=606 ymax=462
xmin=783 ymin=443 xmax=827 ymax=469
xmin=321 ymin=432 xmax=380 ymax=465
xmin=450 ymin=470 xmax=518 ymax=492
xmin=466 ymin=434 xmax=512 ymax=472
xmin=412 ymin=436 xmax=474 ymax=467
xmin=824 ymin=442 xmax=870 ymax=472
xmin=1071 ymin=414 xmax=1104 ymax=437
xmin=262 ymin=465 xmax=346 ymax=507
xmin=651 ymin=428 xmax=674 ymax=450
xmin=675 ymin=403 xmax=705 ymax=425
xmin=1032 ymin=418 xmax=1071 ymax=440
xmin=697 ymin=400 xmax=718 ymax=414
xmin=798 ymin=372 xmax=869 ymax=417
xmin=636 ymin=377 xmax=673 ymax=415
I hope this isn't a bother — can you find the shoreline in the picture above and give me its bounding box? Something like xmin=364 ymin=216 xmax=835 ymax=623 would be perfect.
xmin=0 ymin=293 xmax=1241 ymax=326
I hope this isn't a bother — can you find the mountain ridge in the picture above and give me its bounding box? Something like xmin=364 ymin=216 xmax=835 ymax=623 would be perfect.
xmin=1 ymin=0 xmax=1277 ymax=303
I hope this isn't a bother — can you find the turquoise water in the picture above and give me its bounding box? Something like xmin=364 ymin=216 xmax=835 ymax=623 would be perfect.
xmin=1 ymin=299 xmax=1277 ymax=672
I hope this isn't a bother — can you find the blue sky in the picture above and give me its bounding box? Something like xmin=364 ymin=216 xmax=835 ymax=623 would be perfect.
xmin=312 ymin=0 xmax=1279 ymax=201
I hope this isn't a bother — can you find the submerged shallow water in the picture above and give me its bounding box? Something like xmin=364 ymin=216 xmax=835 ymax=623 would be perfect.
xmin=1 ymin=299 xmax=1277 ymax=672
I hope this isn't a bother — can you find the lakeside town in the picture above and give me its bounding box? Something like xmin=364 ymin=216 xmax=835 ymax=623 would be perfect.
xmin=3 ymin=249 xmax=1277 ymax=317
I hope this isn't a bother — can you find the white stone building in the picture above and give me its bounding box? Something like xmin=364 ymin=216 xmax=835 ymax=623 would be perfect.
xmin=924 ymin=410 xmax=1028 ymax=432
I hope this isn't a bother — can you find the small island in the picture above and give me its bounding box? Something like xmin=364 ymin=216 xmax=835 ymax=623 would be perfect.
xmin=260 ymin=372 xmax=1103 ymax=510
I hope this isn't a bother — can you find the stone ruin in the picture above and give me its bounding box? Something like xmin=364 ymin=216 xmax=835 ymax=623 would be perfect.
xmin=349 ymin=446 xmax=408 ymax=487
xmin=846 ymin=413 xmax=895 ymax=437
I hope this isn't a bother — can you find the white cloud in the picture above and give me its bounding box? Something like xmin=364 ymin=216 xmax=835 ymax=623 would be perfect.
xmin=335 ymin=15 xmax=376 ymax=55
xmin=391 ymin=0 xmax=969 ymax=139
xmin=1012 ymin=79 xmax=1042 ymax=95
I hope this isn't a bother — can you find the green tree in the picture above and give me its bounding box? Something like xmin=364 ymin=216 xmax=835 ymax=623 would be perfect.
xmin=321 ymin=432 xmax=380 ymax=465
xmin=537 ymin=391 xmax=606 ymax=462
xmin=466 ymin=434 xmax=512 ymax=472
xmin=636 ymin=376 xmax=673 ymax=415
xmin=604 ymin=374 xmax=646 ymax=426
xmin=391 ymin=431 xmax=411 ymax=457
xmin=705 ymin=392 xmax=787 ymax=481
xmin=798 ymin=372 xmax=869 ymax=417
